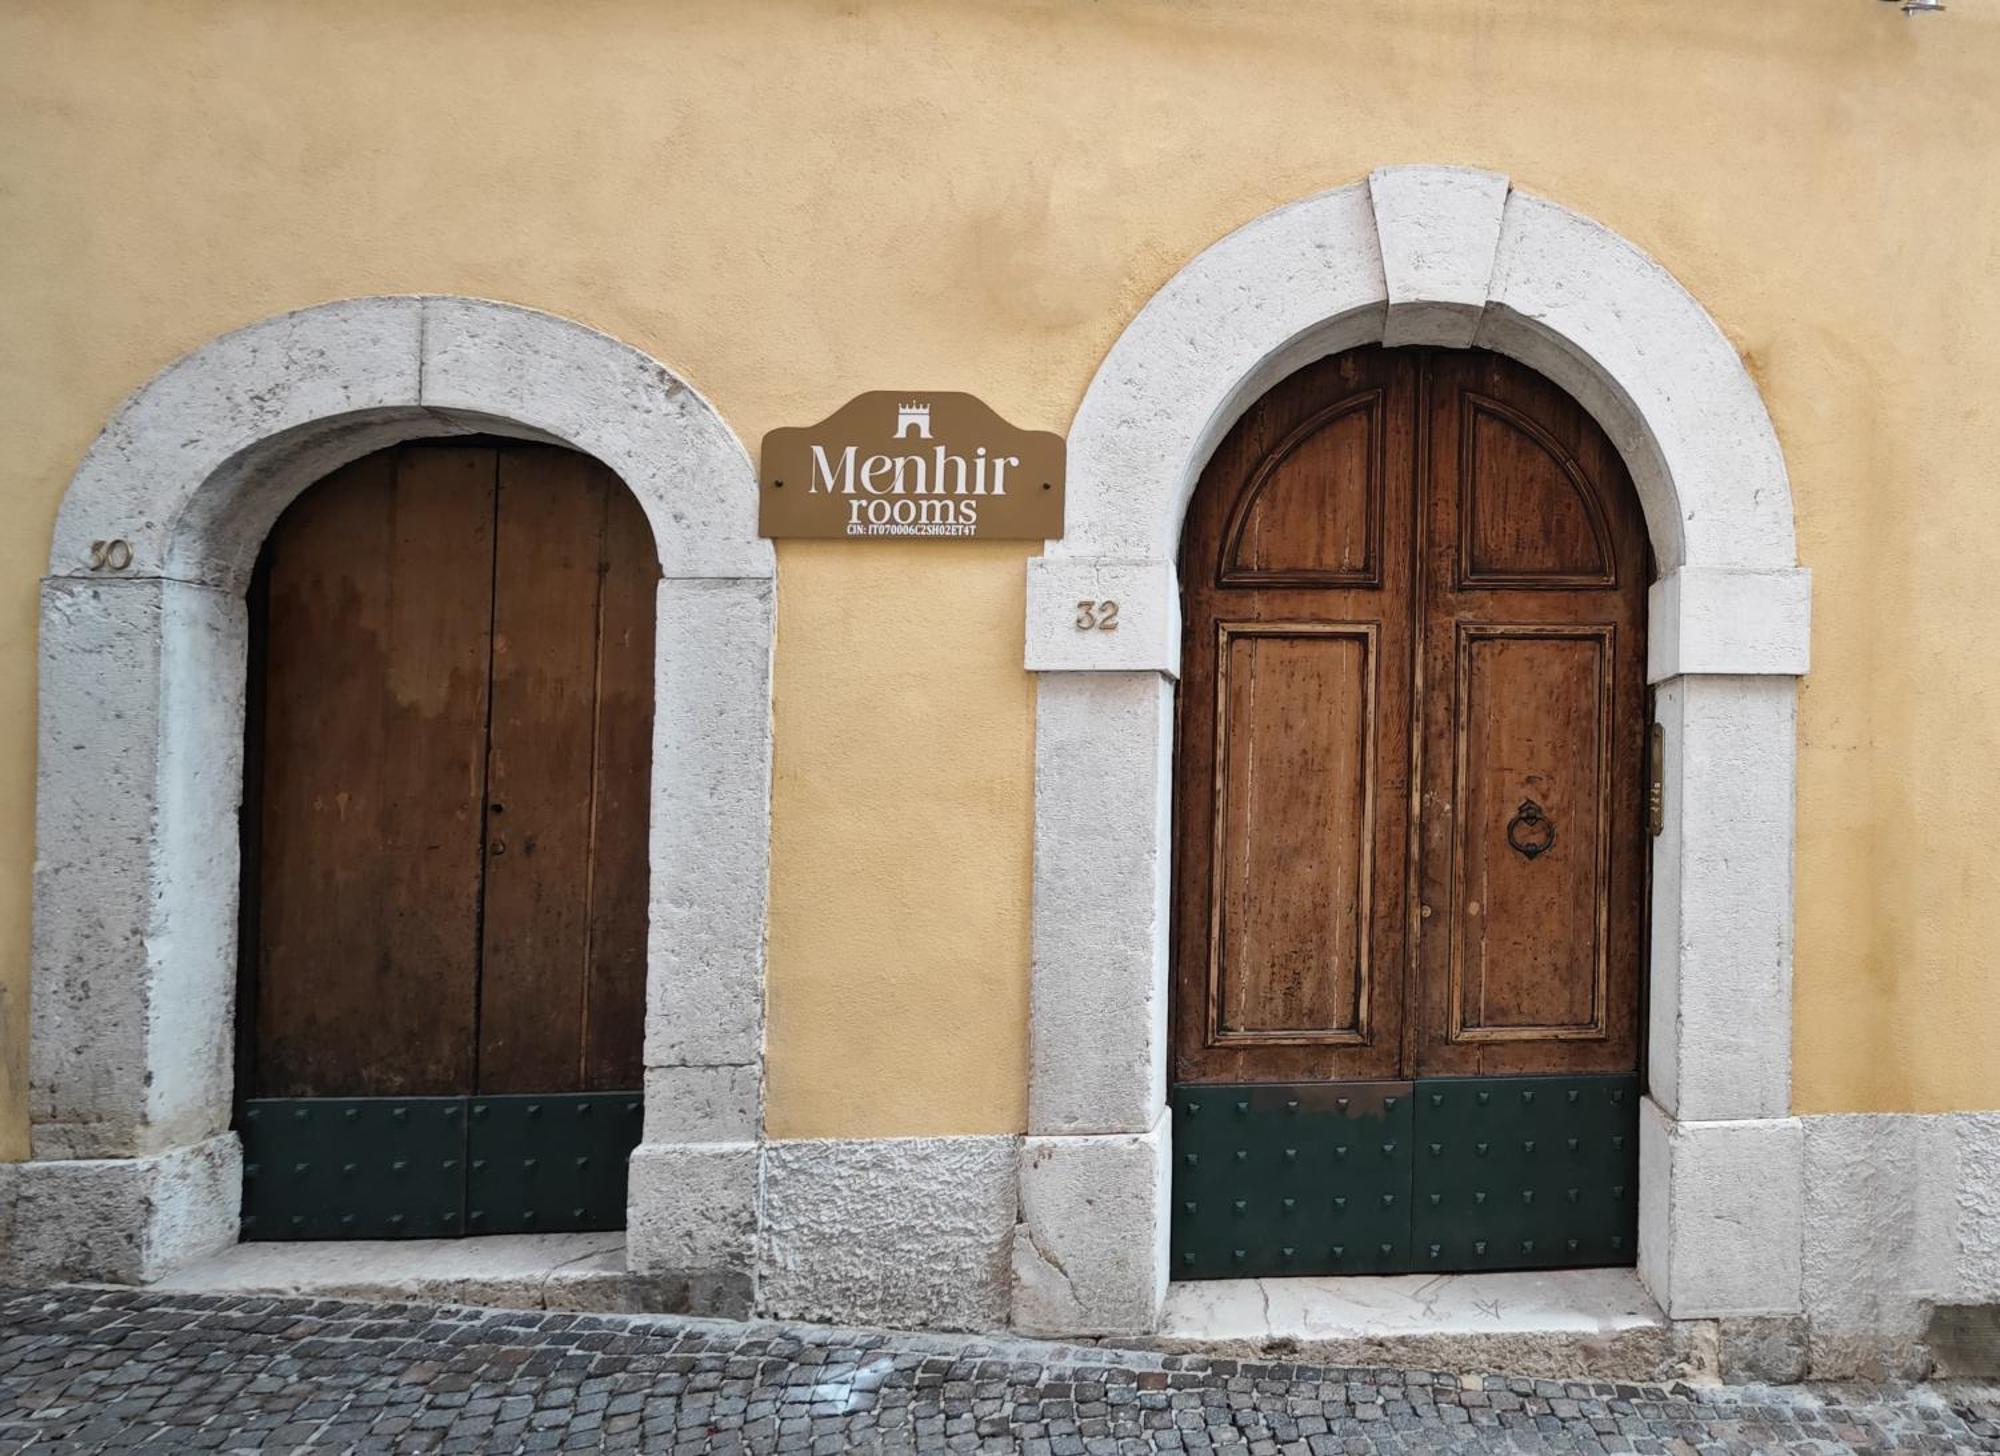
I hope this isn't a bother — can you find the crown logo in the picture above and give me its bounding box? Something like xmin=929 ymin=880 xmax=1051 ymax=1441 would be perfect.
xmin=893 ymin=401 xmax=932 ymax=440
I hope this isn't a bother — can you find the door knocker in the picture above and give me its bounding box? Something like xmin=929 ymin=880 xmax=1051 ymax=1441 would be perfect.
xmin=1506 ymin=799 xmax=1555 ymax=861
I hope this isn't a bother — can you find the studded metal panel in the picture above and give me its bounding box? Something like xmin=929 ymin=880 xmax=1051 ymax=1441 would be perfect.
xmin=239 ymin=1097 xmax=467 ymax=1241
xmin=1169 ymin=1073 xmax=1638 ymax=1279
xmin=237 ymin=1091 xmax=643 ymax=1241
xmin=1170 ymin=1082 xmax=1413 ymax=1279
xmin=465 ymin=1093 xmax=643 ymax=1236
xmin=1410 ymin=1073 xmax=1638 ymax=1273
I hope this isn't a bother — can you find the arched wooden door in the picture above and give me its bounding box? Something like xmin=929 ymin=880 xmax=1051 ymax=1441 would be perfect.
xmin=236 ymin=440 xmax=658 ymax=1240
xmin=1170 ymin=347 xmax=1650 ymax=1278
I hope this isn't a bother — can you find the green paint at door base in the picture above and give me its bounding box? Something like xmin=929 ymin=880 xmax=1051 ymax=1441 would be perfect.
xmin=1170 ymin=1074 xmax=1638 ymax=1279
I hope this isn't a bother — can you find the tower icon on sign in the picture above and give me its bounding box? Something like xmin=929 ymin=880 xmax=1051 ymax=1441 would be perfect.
xmin=894 ymin=401 xmax=932 ymax=440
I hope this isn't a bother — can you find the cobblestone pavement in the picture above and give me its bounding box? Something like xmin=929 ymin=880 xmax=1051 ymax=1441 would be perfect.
xmin=2 ymin=1287 xmax=1997 ymax=1454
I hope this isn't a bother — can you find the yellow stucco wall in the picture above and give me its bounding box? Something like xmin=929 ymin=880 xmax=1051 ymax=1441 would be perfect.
xmin=2 ymin=0 xmax=1997 ymax=1156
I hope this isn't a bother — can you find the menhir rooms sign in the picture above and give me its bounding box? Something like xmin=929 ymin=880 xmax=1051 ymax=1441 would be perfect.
xmin=760 ymin=392 xmax=1065 ymax=540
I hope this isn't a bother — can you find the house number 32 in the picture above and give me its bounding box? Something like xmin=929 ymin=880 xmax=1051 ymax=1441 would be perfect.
xmin=1074 ymin=599 xmax=1119 ymax=631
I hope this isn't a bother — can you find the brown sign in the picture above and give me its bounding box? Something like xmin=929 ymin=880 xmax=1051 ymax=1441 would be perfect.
xmin=760 ymin=392 xmax=1065 ymax=540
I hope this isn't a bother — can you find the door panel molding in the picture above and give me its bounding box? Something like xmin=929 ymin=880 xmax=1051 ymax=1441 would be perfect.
xmin=1206 ymin=620 xmax=1380 ymax=1050
xmin=1446 ymin=622 xmax=1616 ymax=1046
xmin=1457 ymin=395 xmax=1616 ymax=589
xmin=1218 ymin=392 xmax=1386 ymax=588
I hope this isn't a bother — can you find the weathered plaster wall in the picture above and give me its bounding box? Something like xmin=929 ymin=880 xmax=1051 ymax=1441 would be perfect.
xmin=3 ymin=0 xmax=2000 ymax=1155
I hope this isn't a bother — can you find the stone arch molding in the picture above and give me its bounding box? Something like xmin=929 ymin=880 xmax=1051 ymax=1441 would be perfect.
xmin=1013 ymin=169 xmax=1813 ymax=1337
xmin=7 ymin=295 xmax=774 ymax=1293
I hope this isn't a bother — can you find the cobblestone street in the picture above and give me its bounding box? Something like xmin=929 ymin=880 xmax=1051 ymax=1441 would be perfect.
xmin=0 ymin=1288 xmax=1996 ymax=1454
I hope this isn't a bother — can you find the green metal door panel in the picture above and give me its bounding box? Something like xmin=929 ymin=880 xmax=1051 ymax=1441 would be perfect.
xmin=1169 ymin=1074 xmax=1638 ymax=1279
xmin=239 ymin=1097 xmax=467 ymax=1241
xmin=1409 ymin=1074 xmax=1639 ymax=1274
xmin=465 ymin=1093 xmax=643 ymax=1236
xmin=238 ymin=1091 xmax=642 ymax=1241
xmin=1170 ymin=1082 xmax=1413 ymax=1279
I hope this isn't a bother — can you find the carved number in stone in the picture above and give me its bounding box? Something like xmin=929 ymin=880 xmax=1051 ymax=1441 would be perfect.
xmin=87 ymin=539 xmax=134 ymax=573
xmin=1074 ymin=599 xmax=1120 ymax=632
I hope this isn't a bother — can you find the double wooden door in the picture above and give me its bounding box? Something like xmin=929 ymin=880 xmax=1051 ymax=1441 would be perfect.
xmin=236 ymin=440 xmax=657 ymax=1240
xmin=1170 ymin=347 xmax=1650 ymax=1277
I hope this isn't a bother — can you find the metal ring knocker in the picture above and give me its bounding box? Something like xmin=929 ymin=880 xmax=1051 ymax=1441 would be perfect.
xmin=1506 ymin=799 xmax=1555 ymax=861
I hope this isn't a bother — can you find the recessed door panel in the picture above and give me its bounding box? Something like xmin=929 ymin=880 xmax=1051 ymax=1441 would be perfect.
xmin=1459 ymin=399 xmax=1614 ymax=586
xmin=1450 ymin=627 xmax=1613 ymax=1044
xmin=1221 ymin=394 xmax=1384 ymax=585
xmin=1211 ymin=623 xmax=1377 ymax=1045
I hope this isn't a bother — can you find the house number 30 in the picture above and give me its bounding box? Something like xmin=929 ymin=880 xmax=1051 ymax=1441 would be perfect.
xmin=1074 ymin=599 xmax=1119 ymax=631
xmin=87 ymin=539 xmax=133 ymax=572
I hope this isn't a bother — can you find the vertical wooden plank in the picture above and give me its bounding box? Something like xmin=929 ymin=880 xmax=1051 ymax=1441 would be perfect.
xmin=476 ymin=446 xmax=607 ymax=1094
xmin=581 ymin=481 xmax=659 ymax=1090
xmin=251 ymin=445 xmax=494 ymax=1097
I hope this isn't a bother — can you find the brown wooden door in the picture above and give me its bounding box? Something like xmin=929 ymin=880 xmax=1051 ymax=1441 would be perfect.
xmin=1173 ymin=346 xmax=1649 ymax=1088
xmin=242 ymin=440 xmax=658 ymax=1101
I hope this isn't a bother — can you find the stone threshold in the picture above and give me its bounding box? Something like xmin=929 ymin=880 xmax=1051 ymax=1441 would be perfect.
xmin=143 ymin=1232 xmax=641 ymax=1313
xmin=1112 ymin=1269 xmax=1701 ymax=1384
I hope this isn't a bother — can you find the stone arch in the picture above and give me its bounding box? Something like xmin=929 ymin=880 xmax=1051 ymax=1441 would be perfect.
xmin=10 ymin=296 xmax=773 ymax=1291
xmin=1013 ymin=169 xmax=1811 ymax=1337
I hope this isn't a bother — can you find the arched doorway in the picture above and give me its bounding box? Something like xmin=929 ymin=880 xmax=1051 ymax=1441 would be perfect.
xmin=1168 ymin=345 xmax=1650 ymax=1277
xmin=235 ymin=438 xmax=659 ymax=1240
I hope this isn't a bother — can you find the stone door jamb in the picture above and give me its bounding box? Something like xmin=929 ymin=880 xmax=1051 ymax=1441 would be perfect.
xmin=1011 ymin=168 xmax=1812 ymax=1335
xmin=7 ymin=296 xmax=773 ymax=1298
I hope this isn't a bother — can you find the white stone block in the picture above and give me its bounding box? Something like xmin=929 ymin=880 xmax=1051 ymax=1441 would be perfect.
xmin=1368 ymin=166 xmax=1509 ymax=348
xmin=759 ymin=1136 xmax=1019 ymax=1331
xmin=1646 ymin=677 xmax=1795 ymax=1123
xmin=1955 ymin=1112 xmax=2000 ymax=1300
xmin=32 ymin=579 xmax=244 ymax=1160
xmin=1012 ymin=1116 xmax=1170 ymax=1337
xmin=644 ymin=578 xmax=774 ymax=1070
xmin=626 ymin=1141 xmax=758 ymax=1276
xmin=1055 ymin=184 xmax=1388 ymax=562
xmin=0 ymin=1135 xmax=241 ymax=1283
xmin=147 ymin=581 xmax=248 ymax=1151
xmin=31 ymin=578 xmax=170 ymax=1158
xmin=642 ymin=1065 xmax=761 ymax=1144
xmin=1637 ymin=1100 xmax=1802 ymax=1319
xmin=1024 ymin=558 xmax=1180 ymax=675
xmin=1649 ymin=567 xmax=1811 ymax=682
xmin=420 ymin=296 xmax=771 ymax=581
xmin=50 ymin=297 xmax=425 ymax=583
xmin=1802 ymin=1115 xmax=1954 ymax=1334
xmin=1028 ymin=673 xmax=1173 ymax=1136
xmin=1481 ymin=190 xmax=1795 ymax=575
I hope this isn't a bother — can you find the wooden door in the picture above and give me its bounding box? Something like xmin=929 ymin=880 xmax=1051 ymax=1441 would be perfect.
xmin=1170 ymin=346 xmax=1649 ymax=1277
xmin=242 ymin=441 xmax=655 ymax=1103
